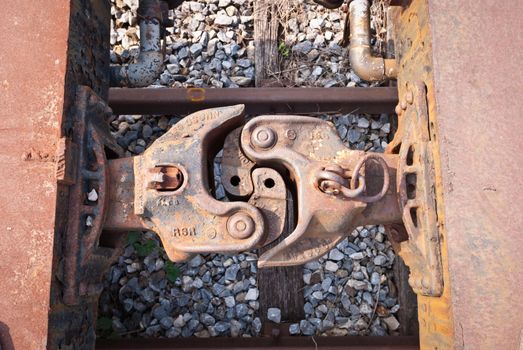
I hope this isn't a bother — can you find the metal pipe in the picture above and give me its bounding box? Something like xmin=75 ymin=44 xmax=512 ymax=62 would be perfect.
xmin=349 ymin=0 xmax=397 ymax=81
xmin=110 ymin=0 xmax=165 ymax=87
xmin=108 ymin=87 xmax=399 ymax=115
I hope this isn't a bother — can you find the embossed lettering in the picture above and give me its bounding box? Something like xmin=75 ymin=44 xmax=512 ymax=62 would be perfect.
xmin=173 ymin=227 xmax=197 ymax=237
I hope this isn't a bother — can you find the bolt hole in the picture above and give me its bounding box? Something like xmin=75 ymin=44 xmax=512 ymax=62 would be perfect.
xmin=230 ymin=176 xmax=241 ymax=187
xmin=410 ymin=207 xmax=418 ymax=228
xmin=264 ymin=178 xmax=275 ymax=188
xmin=155 ymin=166 xmax=184 ymax=191
xmin=406 ymin=173 xmax=417 ymax=200
xmin=406 ymin=145 xmax=415 ymax=166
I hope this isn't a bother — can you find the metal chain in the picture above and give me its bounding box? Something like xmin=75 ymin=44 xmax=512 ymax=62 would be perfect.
xmin=316 ymin=154 xmax=390 ymax=203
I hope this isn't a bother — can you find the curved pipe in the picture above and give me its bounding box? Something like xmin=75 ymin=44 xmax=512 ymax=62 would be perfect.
xmin=110 ymin=0 xmax=165 ymax=87
xmin=349 ymin=0 xmax=397 ymax=81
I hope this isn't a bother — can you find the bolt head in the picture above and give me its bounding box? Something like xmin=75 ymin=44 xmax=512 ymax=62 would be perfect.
xmin=285 ymin=129 xmax=297 ymax=140
xmin=227 ymin=212 xmax=255 ymax=239
xmin=252 ymin=126 xmax=276 ymax=149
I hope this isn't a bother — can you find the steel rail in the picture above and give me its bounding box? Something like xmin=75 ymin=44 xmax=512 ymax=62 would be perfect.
xmin=97 ymin=336 xmax=419 ymax=350
xmin=108 ymin=87 xmax=398 ymax=115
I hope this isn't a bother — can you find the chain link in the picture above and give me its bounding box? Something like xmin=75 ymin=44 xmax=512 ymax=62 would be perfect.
xmin=315 ymin=154 xmax=390 ymax=203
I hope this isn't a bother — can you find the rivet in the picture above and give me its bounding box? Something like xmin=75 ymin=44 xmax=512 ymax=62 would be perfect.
xmin=285 ymin=129 xmax=297 ymax=140
xmin=227 ymin=212 xmax=255 ymax=239
xmin=252 ymin=126 xmax=276 ymax=149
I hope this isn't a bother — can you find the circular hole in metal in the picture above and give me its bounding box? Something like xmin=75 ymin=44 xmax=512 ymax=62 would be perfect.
xmin=264 ymin=178 xmax=275 ymax=188
xmin=230 ymin=176 xmax=241 ymax=187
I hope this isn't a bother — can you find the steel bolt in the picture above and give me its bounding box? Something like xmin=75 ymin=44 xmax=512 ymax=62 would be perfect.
xmin=227 ymin=212 xmax=255 ymax=239
xmin=285 ymin=129 xmax=297 ymax=140
xmin=252 ymin=126 xmax=276 ymax=149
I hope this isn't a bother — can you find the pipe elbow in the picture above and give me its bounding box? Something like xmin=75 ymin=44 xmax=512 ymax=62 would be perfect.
xmin=110 ymin=0 xmax=165 ymax=87
xmin=349 ymin=45 xmax=386 ymax=82
xmin=111 ymin=51 xmax=164 ymax=87
xmin=348 ymin=0 xmax=397 ymax=82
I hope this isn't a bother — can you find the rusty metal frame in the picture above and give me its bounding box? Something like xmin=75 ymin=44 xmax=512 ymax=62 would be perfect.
xmin=385 ymin=81 xmax=443 ymax=297
xmin=108 ymin=87 xmax=398 ymax=115
xmin=382 ymin=1 xmax=455 ymax=348
xmin=61 ymin=86 xmax=125 ymax=305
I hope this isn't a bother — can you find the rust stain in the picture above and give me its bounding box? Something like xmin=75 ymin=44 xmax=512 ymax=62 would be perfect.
xmin=187 ymin=87 xmax=206 ymax=102
xmin=386 ymin=0 xmax=455 ymax=348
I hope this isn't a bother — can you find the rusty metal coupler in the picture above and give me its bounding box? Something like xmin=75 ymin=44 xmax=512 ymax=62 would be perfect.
xmin=102 ymin=104 xmax=409 ymax=269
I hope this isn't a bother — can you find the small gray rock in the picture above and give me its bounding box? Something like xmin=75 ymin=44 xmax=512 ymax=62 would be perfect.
xmin=357 ymin=118 xmax=370 ymax=128
xmin=200 ymin=313 xmax=216 ymax=326
xmin=160 ymin=316 xmax=173 ymax=329
xmin=252 ymin=317 xmax=262 ymax=334
xmin=371 ymin=272 xmax=381 ymax=285
xmin=312 ymin=291 xmax=323 ymax=300
xmin=349 ymin=252 xmax=365 ymax=260
xmin=245 ymin=288 xmax=259 ymax=301
xmin=230 ymin=76 xmax=252 ymax=87
xmin=225 ymin=264 xmax=240 ymax=280
xmin=347 ymin=279 xmax=368 ymax=290
xmin=267 ymin=307 xmax=281 ymax=323
xmin=374 ymin=255 xmax=388 ymax=266
xmin=328 ymin=248 xmax=345 ymax=261
xmin=289 ymin=323 xmax=301 ymax=335
xmin=235 ymin=303 xmax=249 ymax=318
xmin=383 ymin=315 xmax=400 ymax=331
xmin=347 ymin=129 xmax=361 ymax=143
xmin=215 ymin=14 xmax=234 ymax=26
xmin=309 ymin=18 xmax=324 ymax=29
xmin=224 ymin=295 xmax=236 ymax=308
xmin=189 ymin=43 xmax=203 ymax=56
xmin=304 ymin=302 xmax=314 ymax=315
xmin=188 ymin=254 xmax=204 ymax=267
xmin=214 ymin=321 xmax=230 ymax=333
xmin=178 ymin=47 xmax=189 ymax=59
xmin=236 ymin=58 xmax=251 ymax=68
xmin=293 ymin=41 xmax=313 ymax=54
xmin=325 ymin=261 xmax=339 ymax=272
xmin=299 ymin=320 xmax=315 ymax=336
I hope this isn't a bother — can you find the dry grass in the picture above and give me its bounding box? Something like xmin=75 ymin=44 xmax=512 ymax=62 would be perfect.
xmin=370 ymin=0 xmax=392 ymax=55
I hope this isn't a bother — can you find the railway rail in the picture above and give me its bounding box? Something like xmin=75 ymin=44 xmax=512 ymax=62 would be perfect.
xmin=1 ymin=0 xmax=522 ymax=349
